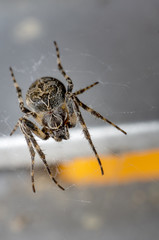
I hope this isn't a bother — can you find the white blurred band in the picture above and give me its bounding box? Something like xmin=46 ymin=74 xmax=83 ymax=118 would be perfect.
xmin=0 ymin=121 xmax=159 ymax=168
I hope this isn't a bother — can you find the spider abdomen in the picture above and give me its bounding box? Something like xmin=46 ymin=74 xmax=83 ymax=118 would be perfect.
xmin=26 ymin=77 xmax=66 ymax=113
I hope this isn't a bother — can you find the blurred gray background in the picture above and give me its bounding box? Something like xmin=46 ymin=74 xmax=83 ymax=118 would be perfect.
xmin=1 ymin=0 xmax=159 ymax=239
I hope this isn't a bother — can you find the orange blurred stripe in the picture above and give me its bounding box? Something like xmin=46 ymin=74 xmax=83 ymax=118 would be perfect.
xmin=60 ymin=149 xmax=159 ymax=185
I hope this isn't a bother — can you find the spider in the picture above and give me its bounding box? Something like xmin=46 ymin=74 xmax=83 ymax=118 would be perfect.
xmin=10 ymin=41 xmax=127 ymax=193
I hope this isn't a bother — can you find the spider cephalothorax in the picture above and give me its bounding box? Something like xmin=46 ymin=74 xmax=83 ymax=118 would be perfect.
xmin=10 ymin=41 xmax=127 ymax=193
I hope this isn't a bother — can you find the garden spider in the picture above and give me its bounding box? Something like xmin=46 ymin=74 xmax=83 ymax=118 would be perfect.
xmin=10 ymin=41 xmax=127 ymax=193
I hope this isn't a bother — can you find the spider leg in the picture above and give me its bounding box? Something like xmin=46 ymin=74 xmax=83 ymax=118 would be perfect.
xmin=18 ymin=118 xmax=36 ymax=192
xmin=24 ymin=135 xmax=36 ymax=193
xmin=30 ymin=133 xmax=65 ymax=190
xmin=23 ymin=118 xmax=49 ymax=140
xmin=75 ymin=96 xmax=127 ymax=135
xmin=53 ymin=41 xmax=73 ymax=93
xmin=10 ymin=114 xmax=49 ymax=139
xmin=10 ymin=67 xmax=30 ymax=114
xmin=15 ymin=117 xmax=65 ymax=191
xmin=73 ymin=96 xmax=104 ymax=175
xmin=74 ymin=82 xmax=99 ymax=96
xmin=10 ymin=121 xmax=19 ymax=136
xmin=10 ymin=111 xmax=36 ymax=136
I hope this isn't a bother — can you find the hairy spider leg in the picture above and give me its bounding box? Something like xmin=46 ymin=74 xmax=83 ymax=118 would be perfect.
xmin=24 ymin=135 xmax=36 ymax=192
xmin=17 ymin=118 xmax=36 ymax=192
xmin=9 ymin=67 xmax=30 ymax=114
xmin=9 ymin=70 xmax=65 ymax=192
xmin=74 ymin=82 xmax=99 ymax=96
xmin=73 ymin=96 xmax=104 ymax=175
xmin=29 ymin=130 xmax=65 ymax=191
xmin=19 ymin=118 xmax=65 ymax=191
xmin=75 ymin=96 xmax=127 ymax=135
xmin=10 ymin=111 xmax=38 ymax=136
xmin=10 ymin=117 xmax=65 ymax=192
xmin=22 ymin=118 xmax=49 ymax=140
xmin=10 ymin=121 xmax=19 ymax=136
xmin=53 ymin=41 xmax=73 ymax=93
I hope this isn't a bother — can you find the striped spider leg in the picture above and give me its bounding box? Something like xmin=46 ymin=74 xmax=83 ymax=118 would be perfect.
xmin=10 ymin=67 xmax=65 ymax=192
xmin=53 ymin=41 xmax=127 ymax=176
